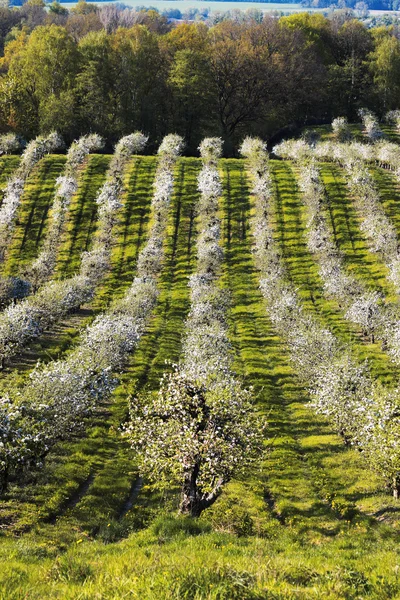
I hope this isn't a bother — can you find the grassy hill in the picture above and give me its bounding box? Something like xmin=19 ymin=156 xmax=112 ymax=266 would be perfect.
xmin=1 ymin=150 xmax=400 ymax=599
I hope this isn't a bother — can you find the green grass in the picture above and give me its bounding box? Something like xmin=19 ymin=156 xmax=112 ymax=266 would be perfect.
xmin=2 ymin=155 xmax=400 ymax=598
xmin=56 ymin=154 xmax=111 ymax=278
xmin=0 ymin=155 xmax=20 ymax=201
xmin=271 ymin=159 xmax=397 ymax=382
xmin=3 ymin=155 xmax=67 ymax=276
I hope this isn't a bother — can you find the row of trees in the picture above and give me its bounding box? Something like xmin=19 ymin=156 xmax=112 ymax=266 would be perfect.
xmin=0 ymin=132 xmax=147 ymax=367
xmin=276 ymin=121 xmax=400 ymax=366
xmin=1 ymin=12 xmax=400 ymax=152
xmin=297 ymin=159 xmax=385 ymax=342
xmin=0 ymin=132 xmax=103 ymax=306
xmin=125 ymin=137 xmax=264 ymax=517
xmin=0 ymin=132 xmax=63 ymax=263
xmin=0 ymin=133 xmax=182 ymax=494
xmin=242 ymin=136 xmax=400 ymax=498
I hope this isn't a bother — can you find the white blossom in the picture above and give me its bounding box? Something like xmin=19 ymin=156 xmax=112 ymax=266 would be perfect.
xmin=0 ymin=133 xmax=182 ymax=492
xmin=0 ymin=132 xmax=63 ymax=264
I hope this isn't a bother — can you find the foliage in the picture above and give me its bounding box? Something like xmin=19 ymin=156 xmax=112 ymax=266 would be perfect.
xmin=358 ymin=108 xmax=383 ymax=141
xmin=244 ymin=135 xmax=400 ymax=498
xmin=1 ymin=16 xmax=400 ymax=152
xmin=126 ymin=137 xmax=264 ymax=517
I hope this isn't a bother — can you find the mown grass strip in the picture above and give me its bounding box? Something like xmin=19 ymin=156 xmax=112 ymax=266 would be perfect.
xmin=0 ymin=158 xmax=154 ymax=377
xmin=3 ymin=155 xmax=66 ymax=276
xmin=56 ymin=154 xmax=111 ymax=278
xmin=272 ymin=159 xmax=396 ymax=382
xmin=0 ymin=158 xmax=200 ymax=538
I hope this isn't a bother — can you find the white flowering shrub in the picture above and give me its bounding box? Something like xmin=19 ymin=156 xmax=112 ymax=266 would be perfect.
xmin=115 ymin=132 xmax=148 ymax=157
xmin=345 ymin=292 xmax=383 ymax=341
xmin=358 ymin=384 xmax=400 ymax=498
xmin=386 ymin=110 xmax=400 ymax=132
xmin=0 ymin=395 xmax=47 ymax=494
xmin=0 ymin=134 xmax=23 ymax=156
xmin=311 ymin=356 xmax=373 ymax=444
xmin=157 ymin=133 xmax=185 ymax=165
xmin=288 ymin=316 xmax=340 ymax=383
xmin=198 ymin=137 xmax=223 ymax=165
xmin=0 ymin=277 xmax=31 ymax=309
xmin=358 ymin=108 xmax=383 ymax=142
xmin=197 ymin=166 xmax=223 ymax=201
xmin=273 ymin=139 xmax=312 ymax=163
xmin=332 ymin=117 xmax=352 ymax=142
xmin=125 ymin=367 xmax=265 ymax=517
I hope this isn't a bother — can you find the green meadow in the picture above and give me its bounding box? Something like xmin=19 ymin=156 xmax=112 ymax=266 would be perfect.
xmin=1 ymin=151 xmax=400 ymax=599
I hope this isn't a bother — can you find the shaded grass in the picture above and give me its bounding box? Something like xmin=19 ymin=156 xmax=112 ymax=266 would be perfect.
xmin=0 ymin=158 xmax=200 ymax=539
xmin=3 ymin=158 xmax=400 ymax=599
xmin=3 ymin=155 xmax=66 ymax=276
xmin=56 ymin=154 xmax=111 ymax=278
xmin=0 ymin=156 xmax=20 ymax=202
xmin=272 ymin=159 xmax=397 ymax=382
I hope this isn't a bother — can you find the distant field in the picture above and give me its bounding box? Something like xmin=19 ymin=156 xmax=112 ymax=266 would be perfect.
xmin=58 ymin=0 xmax=322 ymax=12
xmin=58 ymin=0 xmax=400 ymax=14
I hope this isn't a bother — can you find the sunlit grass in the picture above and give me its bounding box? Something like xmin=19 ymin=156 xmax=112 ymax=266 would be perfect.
xmin=1 ymin=156 xmax=400 ymax=598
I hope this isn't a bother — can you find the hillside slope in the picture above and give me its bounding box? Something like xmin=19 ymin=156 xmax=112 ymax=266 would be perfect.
xmin=0 ymin=153 xmax=400 ymax=599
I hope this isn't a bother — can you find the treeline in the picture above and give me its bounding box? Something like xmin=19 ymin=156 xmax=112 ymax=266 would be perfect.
xmin=1 ymin=3 xmax=400 ymax=153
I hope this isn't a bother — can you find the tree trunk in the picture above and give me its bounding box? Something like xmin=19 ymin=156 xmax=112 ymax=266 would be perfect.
xmin=393 ymin=476 xmax=400 ymax=500
xmin=179 ymin=466 xmax=224 ymax=518
xmin=0 ymin=464 xmax=8 ymax=497
xmin=340 ymin=430 xmax=351 ymax=446
xmin=180 ymin=464 xmax=202 ymax=517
